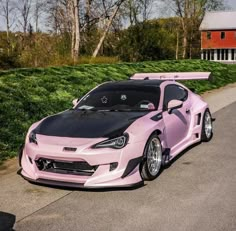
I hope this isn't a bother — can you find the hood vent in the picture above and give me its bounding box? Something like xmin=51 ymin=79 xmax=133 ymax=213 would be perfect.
xmin=63 ymin=147 xmax=77 ymax=152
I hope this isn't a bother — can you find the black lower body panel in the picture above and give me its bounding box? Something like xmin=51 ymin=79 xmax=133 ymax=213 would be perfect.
xmin=18 ymin=169 xmax=144 ymax=189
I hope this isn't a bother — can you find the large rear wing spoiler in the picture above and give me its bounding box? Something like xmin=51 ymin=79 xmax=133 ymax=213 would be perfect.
xmin=130 ymin=72 xmax=211 ymax=81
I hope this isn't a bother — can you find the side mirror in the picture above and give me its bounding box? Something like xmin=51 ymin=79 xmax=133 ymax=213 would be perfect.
xmin=168 ymin=100 xmax=183 ymax=114
xmin=72 ymin=98 xmax=79 ymax=106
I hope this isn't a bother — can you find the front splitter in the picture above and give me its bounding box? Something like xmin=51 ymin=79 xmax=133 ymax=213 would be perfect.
xmin=18 ymin=168 xmax=144 ymax=190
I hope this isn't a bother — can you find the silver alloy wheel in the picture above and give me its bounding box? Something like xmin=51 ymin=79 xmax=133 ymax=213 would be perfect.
xmin=147 ymin=137 xmax=162 ymax=176
xmin=204 ymin=111 xmax=212 ymax=139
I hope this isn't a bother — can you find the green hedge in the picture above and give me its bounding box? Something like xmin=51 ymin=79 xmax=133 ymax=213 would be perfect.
xmin=0 ymin=60 xmax=236 ymax=163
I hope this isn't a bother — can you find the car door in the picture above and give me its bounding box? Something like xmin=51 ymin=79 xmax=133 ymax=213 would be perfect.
xmin=162 ymin=84 xmax=191 ymax=149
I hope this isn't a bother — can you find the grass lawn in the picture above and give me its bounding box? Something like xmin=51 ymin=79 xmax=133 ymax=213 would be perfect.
xmin=0 ymin=60 xmax=236 ymax=163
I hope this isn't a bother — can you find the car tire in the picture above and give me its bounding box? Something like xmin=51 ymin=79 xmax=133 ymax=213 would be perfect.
xmin=201 ymin=109 xmax=213 ymax=142
xmin=140 ymin=134 xmax=162 ymax=181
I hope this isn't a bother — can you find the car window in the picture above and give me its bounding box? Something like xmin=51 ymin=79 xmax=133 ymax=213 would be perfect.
xmin=76 ymin=85 xmax=161 ymax=112
xmin=163 ymin=84 xmax=188 ymax=110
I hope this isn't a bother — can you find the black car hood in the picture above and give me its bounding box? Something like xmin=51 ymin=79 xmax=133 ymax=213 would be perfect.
xmin=34 ymin=109 xmax=148 ymax=138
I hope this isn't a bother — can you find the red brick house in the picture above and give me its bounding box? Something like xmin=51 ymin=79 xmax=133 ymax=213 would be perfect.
xmin=200 ymin=11 xmax=236 ymax=63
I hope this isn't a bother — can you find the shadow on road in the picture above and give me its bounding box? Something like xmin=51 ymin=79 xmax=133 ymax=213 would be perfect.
xmin=164 ymin=142 xmax=202 ymax=169
xmin=0 ymin=211 xmax=16 ymax=231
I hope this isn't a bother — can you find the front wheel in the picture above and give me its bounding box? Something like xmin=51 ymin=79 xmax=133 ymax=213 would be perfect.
xmin=140 ymin=134 xmax=162 ymax=180
xmin=201 ymin=109 xmax=213 ymax=142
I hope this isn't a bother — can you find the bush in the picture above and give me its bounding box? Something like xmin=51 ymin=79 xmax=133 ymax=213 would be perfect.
xmin=0 ymin=53 xmax=20 ymax=70
xmin=0 ymin=60 xmax=235 ymax=163
xmin=118 ymin=20 xmax=177 ymax=62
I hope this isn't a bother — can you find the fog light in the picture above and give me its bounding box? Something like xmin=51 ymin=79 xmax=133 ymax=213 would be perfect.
xmin=110 ymin=162 xmax=118 ymax=171
xmin=36 ymin=159 xmax=44 ymax=170
xmin=35 ymin=158 xmax=53 ymax=170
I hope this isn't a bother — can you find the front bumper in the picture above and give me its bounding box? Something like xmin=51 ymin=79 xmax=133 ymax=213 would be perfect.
xmin=20 ymin=138 xmax=145 ymax=188
xmin=19 ymin=169 xmax=144 ymax=189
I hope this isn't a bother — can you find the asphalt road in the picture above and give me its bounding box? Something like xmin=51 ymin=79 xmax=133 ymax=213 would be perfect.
xmin=0 ymin=87 xmax=236 ymax=231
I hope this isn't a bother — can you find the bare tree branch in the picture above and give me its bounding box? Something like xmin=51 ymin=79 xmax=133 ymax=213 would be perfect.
xmin=92 ymin=0 xmax=125 ymax=57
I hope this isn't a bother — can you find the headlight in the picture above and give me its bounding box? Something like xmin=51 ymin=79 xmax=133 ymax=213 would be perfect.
xmin=29 ymin=130 xmax=37 ymax=144
xmin=93 ymin=134 xmax=129 ymax=149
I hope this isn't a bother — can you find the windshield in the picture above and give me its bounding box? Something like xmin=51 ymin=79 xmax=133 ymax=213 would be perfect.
xmin=76 ymin=85 xmax=160 ymax=111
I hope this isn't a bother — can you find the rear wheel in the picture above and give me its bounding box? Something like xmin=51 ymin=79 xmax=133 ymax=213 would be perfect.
xmin=140 ymin=134 xmax=162 ymax=180
xmin=201 ymin=109 xmax=213 ymax=142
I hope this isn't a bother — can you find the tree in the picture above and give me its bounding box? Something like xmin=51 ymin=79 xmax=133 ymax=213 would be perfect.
xmin=92 ymin=0 xmax=125 ymax=57
xmin=125 ymin=0 xmax=139 ymax=25
xmin=140 ymin=0 xmax=155 ymax=21
xmin=122 ymin=0 xmax=157 ymax=25
xmin=34 ymin=0 xmax=45 ymax=32
xmin=65 ymin=0 xmax=80 ymax=61
xmin=45 ymin=0 xmax=132 ymax=60
xmin=161 ymin=0 xmax=225 ymax=59
xmin=46 ymin=0 xmax=80 ymax=60
xmin=72 ymin=0 xmax=80 ymax=60
xmin=17 ymin=0 xmax=32 ymax=34
xmin=118 ymin=19 xmax=177 ymax=61
xmin=0 ymin=0 xmax=15 ymax=54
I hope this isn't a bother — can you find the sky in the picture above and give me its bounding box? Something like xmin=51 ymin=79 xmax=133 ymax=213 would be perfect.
xmin=152 ymin=0 xmax=236 ymax=19
xmin=227 ymin=0 xmax=236 ymax=9
xmin=0 ymin=0 xmax=236 ymax=32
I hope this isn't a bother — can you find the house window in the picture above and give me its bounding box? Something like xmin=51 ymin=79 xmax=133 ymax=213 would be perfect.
xmin=207 ymin=32 xmax=211 ymax=40
xmin=221 ymin=32 xmax=225 ymax=39
xmin=203 ymin=51 xmax=206 ymax=60
xmin=221 ymin=49 xmax=225 ymax=60
xmin=207 ymin=50 xmax=211 ymax=60
xmin=211 ymin=50 xmax=214 ymax=60
xmin=225 ymin=49 xmax=228 ymax=60
xmin=217 ymin=49 xmax=220 ymax=60
xmin=232 ymin=49 xmax=235 ymax=60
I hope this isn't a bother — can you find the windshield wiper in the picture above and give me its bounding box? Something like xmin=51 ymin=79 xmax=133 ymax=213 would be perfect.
xmin=107 ymin=109 xmax=154 ymax=112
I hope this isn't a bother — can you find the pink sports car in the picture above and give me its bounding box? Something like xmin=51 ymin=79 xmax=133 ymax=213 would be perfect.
xmin=19 ymin=72 xmax=213 ymax=188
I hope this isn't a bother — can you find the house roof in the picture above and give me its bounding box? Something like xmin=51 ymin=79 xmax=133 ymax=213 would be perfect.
xmin=200 ymin=11 xmax=236 ymax=31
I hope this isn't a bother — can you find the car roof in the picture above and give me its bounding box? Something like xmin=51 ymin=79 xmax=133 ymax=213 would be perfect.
xmin=100 ymin=80 xmax=164 ymax=88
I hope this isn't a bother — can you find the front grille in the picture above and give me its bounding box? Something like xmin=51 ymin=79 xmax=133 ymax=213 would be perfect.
xmin=35 ymin=158 xmax=98 ymax=176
